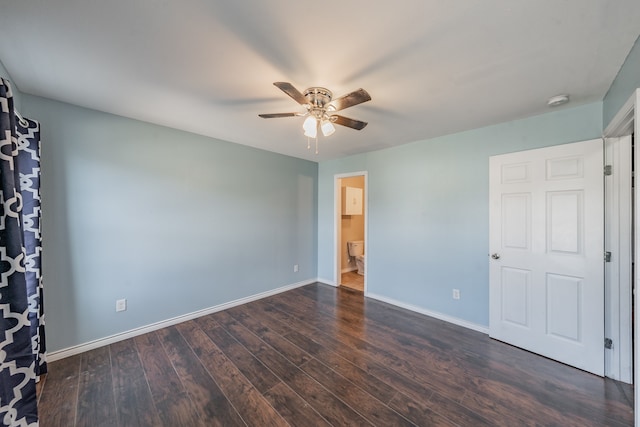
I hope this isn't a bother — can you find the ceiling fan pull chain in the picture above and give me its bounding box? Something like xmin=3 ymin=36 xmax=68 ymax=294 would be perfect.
xmin=307 ymin=137 xmax=311 ymax=150
xmin=315 ymin=137 xmax=318 ymax=155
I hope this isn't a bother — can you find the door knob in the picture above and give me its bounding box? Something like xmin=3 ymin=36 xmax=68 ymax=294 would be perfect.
xmin=491 ymin=253 xmax=500 ymax=260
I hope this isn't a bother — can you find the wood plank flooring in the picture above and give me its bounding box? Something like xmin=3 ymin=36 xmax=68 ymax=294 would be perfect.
xmin=37 ymin=283 xmax=634 ymax=426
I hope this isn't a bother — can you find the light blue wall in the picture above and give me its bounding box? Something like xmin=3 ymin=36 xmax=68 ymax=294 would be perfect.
xmin=8 ymin=31 xmax=632 ymax=350
xmin=318 ymin=102 xmax=603 ymax=327
xmin=0 ymin=58 xmax=22 ymax=111
xmin=0 ymin=59 xmax=8 ymax=78
xmin=22 ymin=94 xmax=318 ymax=352
xmin=604 ymin=34 xmax=640 ymax=127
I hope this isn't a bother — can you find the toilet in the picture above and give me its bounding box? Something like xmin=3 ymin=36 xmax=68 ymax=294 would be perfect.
xmin=347 ymin=241 xmax=365 ymax=276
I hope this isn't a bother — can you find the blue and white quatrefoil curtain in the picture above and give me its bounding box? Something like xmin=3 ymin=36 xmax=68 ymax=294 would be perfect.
xmin=0 ymin=78 xmax=46 ymax=427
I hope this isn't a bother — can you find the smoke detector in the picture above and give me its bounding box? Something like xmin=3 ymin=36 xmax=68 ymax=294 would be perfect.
xmin=547 ymin=94 xmax=570 ymax=107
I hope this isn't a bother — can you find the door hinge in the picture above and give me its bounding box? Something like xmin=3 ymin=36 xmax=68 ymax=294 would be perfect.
xmin=604 ymin=251 xmax=612 ymax=262
xmin=604 ymin=165 xmax=612 ymax=176
xmin=604 ymin=338 xmax=613 ymax=349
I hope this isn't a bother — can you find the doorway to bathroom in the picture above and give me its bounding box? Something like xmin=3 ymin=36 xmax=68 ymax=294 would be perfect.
xmin=335 ymin=172 xmax=367 ymax=293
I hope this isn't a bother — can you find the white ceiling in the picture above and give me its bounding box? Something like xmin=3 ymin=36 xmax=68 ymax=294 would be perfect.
xmin=1 ymin=1 xmax=639 ymax=162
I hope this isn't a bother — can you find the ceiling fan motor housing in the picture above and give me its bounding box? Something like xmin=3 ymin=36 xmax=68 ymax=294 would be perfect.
xmin=303 ymin=87 xmax=333 ymax=108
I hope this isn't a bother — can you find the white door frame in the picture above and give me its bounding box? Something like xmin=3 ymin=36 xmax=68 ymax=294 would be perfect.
xmin=334 ymin=171 xmax=368 ymax=293
xmin=604 ymin=135 xmax=632 ymax=383
xmin=602 ymin=88 xmax=638 ymax=425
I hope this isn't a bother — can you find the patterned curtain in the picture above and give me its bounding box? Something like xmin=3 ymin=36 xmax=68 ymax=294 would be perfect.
xmin=0 ymin=78 xmax=46 ymax=427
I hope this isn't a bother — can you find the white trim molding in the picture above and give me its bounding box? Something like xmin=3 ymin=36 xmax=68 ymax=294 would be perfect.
xmin=317 ymin=278 xmax=337 ymax=287
xmin=604 ymin=92 xmax=635 ymax=137
xmin=603 ymin=135 xmax=633 ymax=383
xmin=47 ymin=279 xmax=315 ymax=362
xmin=603 ymin=88 xmax=638 ymax=387
xmin=366 ymin=292 xmax=490 ymax=334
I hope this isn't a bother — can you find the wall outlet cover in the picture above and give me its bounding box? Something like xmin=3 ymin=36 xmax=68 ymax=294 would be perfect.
xmin=116 ymin=298 xmax=127 ymax=312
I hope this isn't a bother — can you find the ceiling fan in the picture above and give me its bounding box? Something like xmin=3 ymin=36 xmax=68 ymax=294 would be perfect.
xmin=259 ymin=82 xmax=371 ymax=141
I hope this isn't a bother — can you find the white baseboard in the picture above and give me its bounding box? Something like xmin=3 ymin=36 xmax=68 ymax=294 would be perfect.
xmin=316 ymin=277 xmax=337 ymax=287
xmin=47 ymin=279 xmax=316 ymax=362
xmin=366 ymin=292 xmax=489 ymax=334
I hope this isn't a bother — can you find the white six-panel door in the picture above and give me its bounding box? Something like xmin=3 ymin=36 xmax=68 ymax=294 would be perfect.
xmin=489 ymin=139 xmax=604 ymax=376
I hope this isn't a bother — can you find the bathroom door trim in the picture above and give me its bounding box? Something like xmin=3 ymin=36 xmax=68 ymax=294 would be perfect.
xmin=334 ymin=171 xmax=368 ymax=293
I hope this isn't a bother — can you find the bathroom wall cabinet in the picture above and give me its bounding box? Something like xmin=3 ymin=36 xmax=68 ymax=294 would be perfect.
xmin=343 ymin=186 xmax=363 ymax=215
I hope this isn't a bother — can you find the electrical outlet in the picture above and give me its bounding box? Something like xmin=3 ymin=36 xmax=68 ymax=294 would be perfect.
xmin=293 ymin=264 xmax=299 ymax=273
xmin=452 ymin=289 xmax=461 ymax=300
xmin=116 ymin=298 xmax=127 ymax=312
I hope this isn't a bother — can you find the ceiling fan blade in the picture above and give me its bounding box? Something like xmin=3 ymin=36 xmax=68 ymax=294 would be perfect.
xmin=258 ymin=112 xmax=301 ymax=118
xmin=328 ymin=88 xmax=371 ymax=111
xmin=331 ymin=115 xmax=368 ymax=130
xmin=273 ymin=82 xmax=308 ymax=105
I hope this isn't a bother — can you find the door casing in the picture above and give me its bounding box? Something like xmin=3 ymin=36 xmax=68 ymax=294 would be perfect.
xmin=604 ymin=135 xmax=633 ymax=383
xmin=333 ymin=171 xmax=368 ymax=292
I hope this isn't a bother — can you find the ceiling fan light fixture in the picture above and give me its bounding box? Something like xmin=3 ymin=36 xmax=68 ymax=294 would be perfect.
xmin=321 ymin=120 xmax=335 ymax=137
xmin=304 ymin=127 xmax=317 ymax=138
xmin=303 ymin=116 xmax=317 ymax=138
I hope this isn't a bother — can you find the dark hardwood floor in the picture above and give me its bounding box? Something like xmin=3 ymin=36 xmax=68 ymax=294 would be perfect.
xmin=37 ymin=283 xmax=633 ymax=426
